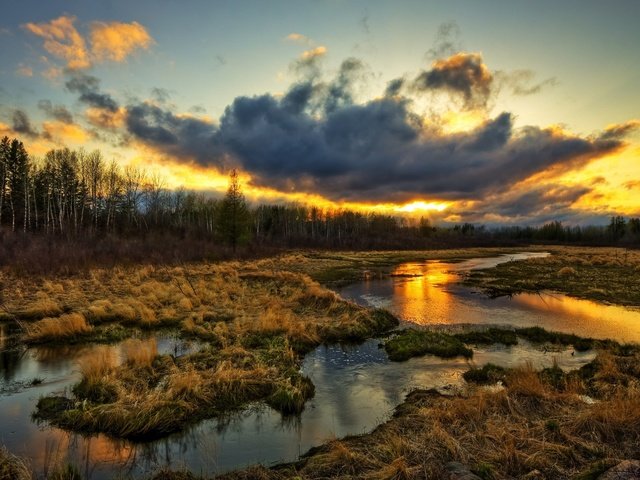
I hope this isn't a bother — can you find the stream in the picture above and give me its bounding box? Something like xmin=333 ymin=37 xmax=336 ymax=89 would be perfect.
xmin=1 ymin=252 xmax=639 ymax=478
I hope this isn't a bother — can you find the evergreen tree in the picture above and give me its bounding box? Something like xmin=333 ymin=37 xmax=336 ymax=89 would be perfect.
xmin=216 ymin=169 xmax=250 ymax=252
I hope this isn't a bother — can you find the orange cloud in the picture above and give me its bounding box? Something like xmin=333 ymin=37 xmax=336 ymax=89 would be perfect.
xmin=16 ymin=64 xmax=33 ymax=77
xmin=42 ymin=121 xmax=88 ymax=144
xmin=42 ymin=66 xmax=63 ymax=80
xmin=301 ymin=46 xmax=327 ymax=60
xmin=285 ymin=32 xmax=312 ymax=44
xmin=23 ymin=15 xmax=90 ymax=69
xmin=90 ymin=21 xmax=153 ymax=62
xmin=85 ymin=107 xmax=127 ymax=130
xmin=24 ymin=16 xmax=153 ymax=70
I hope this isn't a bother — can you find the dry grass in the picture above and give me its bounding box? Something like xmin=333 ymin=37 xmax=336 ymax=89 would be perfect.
xmin=78 ymin=346 xmax=117 ymax=383
xmin=122 ymin=338 xmax=158 ymax=367
xmin=557 ymin=266 xmax=578 ymax=277
xmin=24 ymin=313 xmax=92 ymax=343
xmin=466 ymin=246 xmax=640 ymax=305
xmin=0 ymin=446 xmax=31 ymax=480
xmin=218 ymin=344 xmax=640 ymax=480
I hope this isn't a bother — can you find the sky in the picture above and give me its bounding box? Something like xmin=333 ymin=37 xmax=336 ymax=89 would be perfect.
xmin=0 ymin=0 xmax=639 ymax=225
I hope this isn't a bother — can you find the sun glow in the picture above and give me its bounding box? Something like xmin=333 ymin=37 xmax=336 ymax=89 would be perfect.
xmin=440 ymin=110 xmax=486 ymax=134
xmin=394 ymin=201 xmax=450 ymax=213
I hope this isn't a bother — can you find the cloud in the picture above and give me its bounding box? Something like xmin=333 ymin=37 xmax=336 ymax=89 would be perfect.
xmin=413 ymin=52 xmax=493 ymax=110
xmin=42 ymin=66 xmax=63 ymax=80
xmin=65 ymin=73 xmax=119 ymax=112
xmin=38 ymin=100 xmax=74 ymax=124
xmin=85 ymin=107 xmax=127 ymax=130
xmin=499 ymin=69 xmax=557 ymax=96
xmin=285 ymin=32 xmax=312 ymax=44
xmin=42 ymin=121 xmax=88 ymax=143
xmin=12 ymin=110 xmax=38 ymax=137
xmin=60 ymin=50 xmax=633 ymax=213
xmin=478 ymin=184 xmax=592 ymax=221
xmin=426 ymin=21 xmax=462 ymax=60
xmin=121 ymin=87 xmax=624 ymax=204
xmin=16 ymin=64 xmax=33 ymax=77
xmin=600 ymin=119 xmax=640 ymax=140
xmin=24 ymin=16 xmax=153 ymax=70
xmin=624 ymin=180 xmax=640 ymax=190
xmin=301 ymin=46 xmax=327 ymax=60
xmin=90 ymin=21 xmax=153 ymax=62
xmin=23 ymin=15 xmax=90 ymax=69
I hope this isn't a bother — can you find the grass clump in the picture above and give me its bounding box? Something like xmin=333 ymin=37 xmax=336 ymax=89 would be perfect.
xmin=384 ymin=329 xmax=472 ymax=361
xmin=48 ymin=463 xmax=83 ymax=480
xmin=515 ymin=326 xmax=594 ymax=351
xmin=122 ymin=338 xmax=158 ymax=368
xmin=454 ymin=328 xmax=518 ymax=346
xmin=219 ymin=341 xmax=640 ymax=480
xmin=0 ymin=446 xmax=31 ymax=480
xmin=24 ymin=313 xmax=92 ymax=344
xmin=266 ymin=376 xmax=315 ymax=415
xmin=464 ymin=246 xmax=640 ymax=306
xmin=463 ymin=363 xmax=507 ymax=384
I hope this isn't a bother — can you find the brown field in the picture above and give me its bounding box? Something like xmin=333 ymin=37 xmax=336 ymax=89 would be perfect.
xmin=1 ymin=245 xmax=639 ymax=479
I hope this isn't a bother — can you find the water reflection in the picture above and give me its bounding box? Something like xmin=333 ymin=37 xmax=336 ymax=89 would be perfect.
xmin=340 ymin=253 xmax=640 ymax=343
xmin=0 ymin=252 xmax=634 ymax=478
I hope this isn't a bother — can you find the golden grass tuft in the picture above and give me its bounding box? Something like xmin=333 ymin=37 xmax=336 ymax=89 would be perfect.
xmin=178 ymin=297 xmax=193 ymax=310
xmin=168 ymin=367 xmax=207 ymax=402
xmin=122 ymin=338 xmax=158 ymax=368
xmin=0 ymin=446 xmax=31 ymax=480
xmin=506 ymin=363 xmax=549 ymax=398
xmin=24 ymin=313 xmax=92 ymax=342
xmin=557 ymin=266 xmax=578 ymax=277
xmin=79 ymin=346 xmax=117 ymax=383
xmin=19 ymin=296 xmax=63 ymax=320
xmin=571 ymin=393 xmax=640 ymax=442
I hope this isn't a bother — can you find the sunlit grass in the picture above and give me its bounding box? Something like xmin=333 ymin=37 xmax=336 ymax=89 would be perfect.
xmin=465 ymin=246 xmax=640 ymax=305
xmin=218 ymin=341 xmax=640 ymax=480
xmin=24 ymin=313 xmax=92 ymax=343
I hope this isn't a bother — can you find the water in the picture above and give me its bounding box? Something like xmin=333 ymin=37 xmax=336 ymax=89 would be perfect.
xmin=340 ymin=253 xmax=640 ymax=343
xmin=1 ymin=252 xmax=637 ymax=478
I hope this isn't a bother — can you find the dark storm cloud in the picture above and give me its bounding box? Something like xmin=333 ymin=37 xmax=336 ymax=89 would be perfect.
xmin=324 ymin=58 xmax=365 ymax=114
xmin=125 ymin=102 xmax=219 ymax=159
xmin=450 ymin=184 xmax=598 ymax=226
xmin=499 ymin=70 xmax=558 ymax=96
xmin=490 ymin=185 xmax=592 ymax=218
xmin=37 ymin=100 xmax=74 ymax=123
xmin=413 ymin=52 xmax=494 ymax=109
xmin=384 ymin=78 xmax=405 ymax=97
xmin=12 ymin=109 xmax=38 ymax=137
xmin=426 ymin=22 xmax=462 ymax=60
xmin=599 ymin=120 xmax=640 ymax=140
xmin=65 ymin=73 xmax=119 ymax=112
xmin=122 ymin=78 xmax=623 ymax=203
xmin=150 ymin=87 xmax=171 ymax=104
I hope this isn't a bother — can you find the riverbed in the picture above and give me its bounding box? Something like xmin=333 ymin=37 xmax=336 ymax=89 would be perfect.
xmin=1 ymin=252 xmax=638 ymax=478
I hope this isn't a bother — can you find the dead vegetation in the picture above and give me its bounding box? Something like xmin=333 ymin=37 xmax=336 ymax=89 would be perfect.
xmin=217 ymin=343 xmax=640 ymax=480
xmin=30 ymin=259 xmax=398 ymax=439
xmin=465 ymin=246 xmax=640 ymax=305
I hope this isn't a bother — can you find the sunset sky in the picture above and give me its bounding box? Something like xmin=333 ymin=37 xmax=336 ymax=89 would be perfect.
xmin=0 ymin=0 xmax=638 ymax=225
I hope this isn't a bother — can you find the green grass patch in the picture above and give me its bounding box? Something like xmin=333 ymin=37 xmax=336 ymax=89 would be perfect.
xmin=384 ymin=329 xmax=473 ymax=361
xmin=463 ymin=363 xmax=507 ymax=384
xmin=515 ymin=326 xmax=594 ymax=351
xmin=454 ymin=328 xmax=518 ymax=346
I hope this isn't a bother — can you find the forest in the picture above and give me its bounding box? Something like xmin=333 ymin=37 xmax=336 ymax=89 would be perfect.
xmin=1 ymin=135 xmax=639 ymax=273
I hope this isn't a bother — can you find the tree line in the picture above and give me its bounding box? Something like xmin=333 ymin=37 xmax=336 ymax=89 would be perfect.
xmin=1 ymin=135 xmax=639 ymax=254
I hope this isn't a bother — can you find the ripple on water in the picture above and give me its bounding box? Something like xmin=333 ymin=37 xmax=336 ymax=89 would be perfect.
xmin=0 ymin=252 xmax=626 ymax=478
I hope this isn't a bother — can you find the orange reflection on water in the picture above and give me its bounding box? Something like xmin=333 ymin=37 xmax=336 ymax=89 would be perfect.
xmin=18 ymin=425 xmax=138 ymax=478
xmin=512 ymin=292 xmax=640 ymax=342
xmin=391 ymin=262 xmax=456 ymax=324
